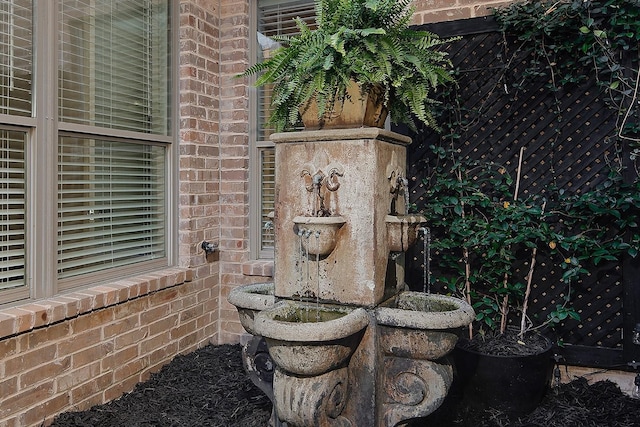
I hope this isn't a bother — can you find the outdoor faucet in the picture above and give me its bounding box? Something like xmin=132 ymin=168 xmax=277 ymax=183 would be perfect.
xmin=201 ymin=241 xmax=218 ymax=255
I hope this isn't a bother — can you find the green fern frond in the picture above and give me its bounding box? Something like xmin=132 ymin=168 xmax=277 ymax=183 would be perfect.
xmin=242 ymin=0 xmax=457 ymax=131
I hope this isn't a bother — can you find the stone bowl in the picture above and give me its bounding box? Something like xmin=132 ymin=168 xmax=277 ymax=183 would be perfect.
xmin=376 ymin=292 xmax=475 ymax=360
xmin=227 ymin=282 xmax=275 ymax=335
xmin=385 ymin=214 xmax=426 ymax=252
xmin=253 ymin=300 xmax=369 ymax=376
xmin=293 ymin=216 xmax=346 ymax=256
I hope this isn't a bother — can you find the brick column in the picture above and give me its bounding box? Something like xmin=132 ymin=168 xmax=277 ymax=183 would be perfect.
xmin=179 ymin=0 xmax=221 ymax=339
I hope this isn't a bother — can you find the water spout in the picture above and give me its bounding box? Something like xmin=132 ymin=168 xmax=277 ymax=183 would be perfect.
xmin=399 ymin=176 xmax=409 ymax=214
xmin=301 ymin=164 xmax=344 ymax=217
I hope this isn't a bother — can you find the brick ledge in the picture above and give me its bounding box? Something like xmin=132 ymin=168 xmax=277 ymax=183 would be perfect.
xmin=0 ymin=267 xmax=193 ymax=340
xmin=241 ymin=260 xmax=274 ymax=277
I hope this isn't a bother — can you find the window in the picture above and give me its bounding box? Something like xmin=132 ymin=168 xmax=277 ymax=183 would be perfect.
xmin=0 ymin=130 xmax=26 ymax=297
xmin=0 ymin=0 xmax=32 ymax=302
xmin=0 ymin=0 xmax=174 ymax=305
xmin=251 ymin=0 xmax=315 ymax=258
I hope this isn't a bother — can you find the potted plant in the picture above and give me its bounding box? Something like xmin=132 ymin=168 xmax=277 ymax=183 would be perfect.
xmin=420 ymin=144 xmax=640 ymax=419
xmin=240 ymin=0 xmax=457 ymax=132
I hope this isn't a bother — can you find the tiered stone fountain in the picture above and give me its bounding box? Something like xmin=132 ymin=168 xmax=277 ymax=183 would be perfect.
xmin=228 ymin=127 xmax=474 ymax=426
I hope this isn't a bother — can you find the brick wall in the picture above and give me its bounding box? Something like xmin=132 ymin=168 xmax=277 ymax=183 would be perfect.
xmin=411 ymin=0 xmax=514 ymax=24
xmin=0 ymin=269 xmax=219 ymax=426
xmin=0 ymin=1 xmax=223 ymax=425
xmin=215 ymin=0 xmax=278 ymax=344
xmin=178 ymin=0 xmax=222 ymax=344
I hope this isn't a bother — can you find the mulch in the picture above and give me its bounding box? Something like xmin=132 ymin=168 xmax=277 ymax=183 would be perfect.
xmin=425 ymin=376 xmax=640 ymax=427
xmin=50 ymin=344 xmax=640 ymax=427
xmin=49 ymin=344 xmax=271 ymax=427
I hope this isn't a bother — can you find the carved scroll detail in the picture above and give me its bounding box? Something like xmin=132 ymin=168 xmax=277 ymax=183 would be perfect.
xmin=300 ymin=162 xmax=345 ymax=217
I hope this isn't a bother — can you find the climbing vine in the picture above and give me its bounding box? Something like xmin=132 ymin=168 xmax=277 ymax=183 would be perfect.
xmin=494 ymin=0 xmax=640 ymax=154
xmin=409 ymin=0 xmax=640 ymax=343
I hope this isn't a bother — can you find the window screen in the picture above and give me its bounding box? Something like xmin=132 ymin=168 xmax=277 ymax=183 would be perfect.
xmin=58 ymin=0 xmax=170 ymax=135
xmin=0 ymin=0 xmax=32 ymax=117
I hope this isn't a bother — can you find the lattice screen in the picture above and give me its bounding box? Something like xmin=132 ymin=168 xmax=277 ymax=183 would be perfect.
xmin=404 ymin=29 xmax=627 ymax=350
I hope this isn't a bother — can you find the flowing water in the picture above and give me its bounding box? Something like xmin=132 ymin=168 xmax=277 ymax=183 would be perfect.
xmin=420 ymin=227 xmax=431 ymax=294
xmin=296 ymin=228 xmax=324 ymax=322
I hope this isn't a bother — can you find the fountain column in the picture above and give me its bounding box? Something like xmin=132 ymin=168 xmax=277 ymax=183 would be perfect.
xmin=272 ymin=128 xmax=412 ymax=307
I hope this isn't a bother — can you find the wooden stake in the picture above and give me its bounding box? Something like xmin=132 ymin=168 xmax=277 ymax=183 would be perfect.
xmin=520 ymin=200 xmax=547 ymax=338
xmin=499 ymin=146 xmax=526 ymax=335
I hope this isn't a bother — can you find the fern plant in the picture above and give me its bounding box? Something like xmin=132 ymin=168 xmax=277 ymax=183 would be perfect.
xmin=241 ymin=0 xmax=457 ymax=132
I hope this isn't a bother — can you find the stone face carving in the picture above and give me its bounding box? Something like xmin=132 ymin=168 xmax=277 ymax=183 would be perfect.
xmin=228 ymin=129 xmax=474 ymax=426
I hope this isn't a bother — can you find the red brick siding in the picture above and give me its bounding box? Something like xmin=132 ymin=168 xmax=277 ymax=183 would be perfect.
xmin=0 ymin=269 xmax=220 ymax=426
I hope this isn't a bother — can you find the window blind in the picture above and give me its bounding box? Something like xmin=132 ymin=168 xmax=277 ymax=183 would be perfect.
xmin=58 ymin=0 xmax=170 ymax=135
xmin=257 ymin=0 xmax=316 ymax=140
xmin=257 ymin=0 xmax=315 ymax=252
xmin=0 ymin=130 xmax=25 ymax=290
xmin=260 ymin=148 xmax=276 ymax=249
xmin=57 ymin=137 xmax=166 ymax=280
xmin=0 ymin=0 xmax=32 ymax=117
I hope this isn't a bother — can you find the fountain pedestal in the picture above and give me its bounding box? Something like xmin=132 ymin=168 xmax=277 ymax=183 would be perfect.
xmin=272 ymin=128 xmax=412 ymax=307
xmin=229 ymin=129 xmax=474 ymax=427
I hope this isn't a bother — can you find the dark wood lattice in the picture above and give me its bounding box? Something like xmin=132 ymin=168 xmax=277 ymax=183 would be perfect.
xmin=399 ymin=18 xmax=639 ymax=367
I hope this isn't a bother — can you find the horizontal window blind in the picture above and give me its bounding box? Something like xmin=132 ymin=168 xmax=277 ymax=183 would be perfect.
xmin=0 ymin=129 xmax=25 ymax=290
xmin=58 ymin=0 xmax=170 ymax=135
xmin=260 ymin=148 xmax=276 ymax=249
xmin=257 ymin=0 xmax=316 ymax=140
xmin=57 ymin=137 xmax=166 ymax=280
xmin=0 ymin=0 xmax=32 ymax=117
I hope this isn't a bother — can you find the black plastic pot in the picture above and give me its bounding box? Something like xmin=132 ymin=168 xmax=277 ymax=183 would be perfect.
xmin=451 ymin=337 xmax=554 ymax=418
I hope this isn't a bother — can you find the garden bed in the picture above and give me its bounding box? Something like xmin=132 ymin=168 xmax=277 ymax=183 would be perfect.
xmin=50 ymin=344 xmax=640 ymax=427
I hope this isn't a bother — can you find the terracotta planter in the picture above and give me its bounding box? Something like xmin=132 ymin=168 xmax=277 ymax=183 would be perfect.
xmin=300 ymin=81 xmax=388 ymax=130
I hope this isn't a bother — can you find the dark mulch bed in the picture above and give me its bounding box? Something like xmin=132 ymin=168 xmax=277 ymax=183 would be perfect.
xmin=50 ymin=344 xmax=272 ymax=427
xmin=51 ymin=344 xmax=640 ymax=427
xmin=425 ymin=377 xmax=640 ymax=427
xmin=459 ymin=327 xmax=552 ymax=357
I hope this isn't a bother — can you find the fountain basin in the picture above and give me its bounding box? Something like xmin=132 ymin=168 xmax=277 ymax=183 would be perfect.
xmin=376 ymin=292 xmax=475 ymax=360
xmin=293 ymin=215 xmax=346 ymax=256
xmin=227 ymin=282 xmax=275 ymax=335
xmin=385 ymin=214 xmax=426 ymax=252
xmin=253 ymin=300 xmax=369 ymax=376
